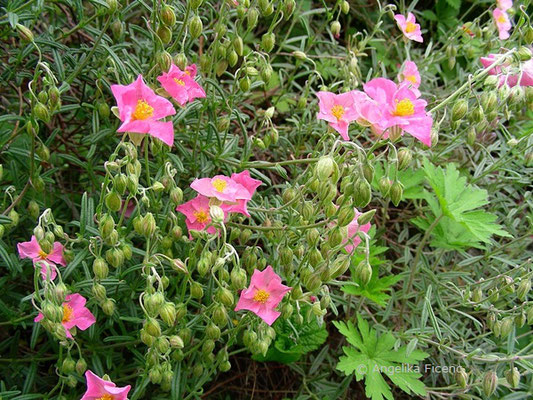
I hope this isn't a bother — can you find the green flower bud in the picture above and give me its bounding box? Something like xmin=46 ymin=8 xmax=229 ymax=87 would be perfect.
xmin=160 ymin=302 xmax=176 ymax=326
xmin=355 ymin=260 xmax=372 ymax=285
xmin=189 ymin=16 xmax=203 ymax=39
xmin=261 ymin=64 xmax=273 ymax=85
xmin=217 ymin=287 xmax=234 ymax=307
xmin=500 ymin=317 xmax=513 ymax=338
xmin=189 ymin=0 xmax=203 ymax=10
xmin=105 ymin=247 xmax=124 ymax=268
xmin=455 ymin=367 xmax=468 ymax=388
xmin=99 ymin=213 xmax=115 ymax=239
xmin=105 ymin=191 xmax=122 ymax=212
xmin=233 ymin=36 xmax=244 ymax=57
xmin=212 ymin=304 xmax=227 ymax=327
xmin=101 ymin=299 xmax=115 ymax=316
xmin=230 ymin=267 xmax=247 ymax=289
xmin=92 ymin=283 xmax=107 ymax=302
xmin=390 ymin=181 xmax=403 ymax=206
xmin=169 ymin=335 xmax=184 ymax=348
xmin=141 ymin=213 xmax=156 ymax=237
xmin=516 ymin=279 xmax=531 ymax=301
xmin=330 ymin=21 xmax=341 ymax=37
xmin=149 ymin=366 xmax=162 ymax=384
xmin=93 ymin=257 xmax=109 ymax=280
xmin=505 ymin=367 xmax=520 ymax=388
xmin=397 ymin=148 xmax=412 ymax=170
xmin=15 ymin=24 xmax=33 ymax=42
xmin=315 ymin=156 xmax=335 ymax=181
xmin=206 ymin=323 xmax=221 ymax=340
xmin=451 ymin=99 xmax=468 ymax=122
xmin=283 ymin=0 xmax=295 ymax=18
xmin=192 ymin=364 xmax=203 ymax=378
xmin=362 ymin=163 xmax=374 ymax=183
xmin=161 ymin=5 xmax=176 ymax=26
xmin=239 ymin=76 xmax=251 ymax=92
xmin=337 ymin=206 xmax=355 ymax=228
xmin=76 ymin=358 xmax=87 ymax=375
xmin=481 ymin=92 xmax=498 ymax=113
xmin=247 ymin=7 xmax=259 ymax=29
xmin=27 ymin=200 xmax=39 ymax=219
xmin=145 ymin=318 xmax=161 ymax=337
xmin=258 ymin=0 xmax=273 ymax=16
xmin=157 ymin=25 xmax=172 ymax=44
xmin=39 ymin=239 xmax=53 ymax=254
xmin=482 ymin=371 xmax=498 ymax=398
xmin=341 ymin=0 xmax=350 ymax=14
xmin=261 ymin=32 xmax=275 ymax=52
xmin=156 ymin=337 xmax=170 ymax=353
xmin=140 ymin=328 xmax=155 ymax=345
xmin=353 ymin=179 xmax=371 ymax=208
xmin=191 ymin=282 xmax=204 ymax=299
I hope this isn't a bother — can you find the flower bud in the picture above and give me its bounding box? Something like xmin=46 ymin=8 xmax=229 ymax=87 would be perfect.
xmin=142 ymin=213 xmax=156 ymax=237
xmin=76 ymin=358 xmax=87 ymax=375
xmin=161 ymin=5 xmax=176 ymax=26
xmin=315 ymin=156 xmax=335 ymax=181
xmin=34 ymin=102 xmax=50 ymax=122
xmin=451 ymin=99 xmax=468 ymax=122
xmin=99 ymin=213 xmax=115 ymax=239
xmin=353 ymin=179 xmax=371 ymax=208
xmin=355 ymin=260 xmax=372 ymax=285
xmin=341 ymin=0 xmax=350 ymax=14
xmin=191 ymin=282 xmax=203 ymax=299
xmin=93 ymin=257 xmax=109 ymax=280
xmin=62 ymin=357 xmax=76 ymax=374
xmin=517 ymin=46 xmax=532 ymax=61
xmin=516 ymin=279 xmax=531 ymax=301
xmin=239 ymin=76 xmax=251 ymax=92
xmin=227 ymin=49 xmax=238 ymax=67
xmin=206 ymin=323 xmax=221 ymax=340
xmin=482 ymin=371 xmax=498 ymax=398
xmin=230 ymin=267 xmax=247 ymax=289
xmin=258 ymin=0 xmax=273 ymax=16
xmin=101 ymin=299 xmax=115 ymax=315
xmin=105 ymin=191 xmax=122 ymax=212
xmin=505 ymin=367 xmax=520 ymax=388
xmin=261 ymin=32 xmax=275 ymax=52
xmin=330 ymin=21 xmax=341 ymax=38
xmin=169 ymin=335 xmax=184 ymax=348
xmin=105 ymin=248 xmax=124 ymax=268
xmin=390 ymin=181 xmax=403 ymax=206
xmin=233 ymin=36 xmax=244 ymax=57
xmin=212 ymin=304 xmax=227 ymax=327
xmin=157 ymin=25 xmax=172 ymax=44
xmin=16 ymin=24 xmax=34 ymax=42
xmin=280 ymin=0 xmax=294 ymax=18
xmin=397 ymin=148 xmax=412 ymax=170
xmin=247 ymin=7 xmax=259 ymax=29
xmin=160 ymin=302 xmax=176 ymax=326
xmin=149 ymin=366 xmax=162 ymax=384
xmin=145 ymin=318 xmax=161 ymax=337
xmin=189 ymin=16 xmax=203 ymax=39
xmin=106 ymin=0 xmax=118 ymax=13
xmin=378 ymin=176 xmax=392 ymax=196
xmin=156 ymin=337 xmax=170 ymax=354
xmin=500 ymin=317 xmax=513 ymax=338
xmin=217 ymin=287 xmax=234 ymax=307
xmin=92 ymin=283 xmax=107 ymax=302
xmin=455 ymin=367 xmax=468 ymax=388
xmin=481 ymin=92 xmax=497 ymax=113
xmin=170 ymin=187 xmax=183 ymax=205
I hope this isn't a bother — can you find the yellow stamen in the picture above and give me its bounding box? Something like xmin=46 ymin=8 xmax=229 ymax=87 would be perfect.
xmin=331 ymin=104 xmax=345 ymax=120
xmin=132 ymin=100 xmax=154 ymax=121
xmin=38 ymin=249 xmax=48 ymax=259
xmin=97 ymin=395 xmax=114 ymax=400
xmin=253 ymin=289 xmax=270 ymax=304
xmin=62 ymin=304 xmax=74 ymax=323
xmin=193 ymin=210 xmax=209 ymax=224
xmin=185 ymin=70 xmax=191 ymax=76
xmin=405 ymin=75 xmax=417 ymax=84
xmin=497 ymin=15 xmax=506 ymax=23
xmin=212 ymin=178 xmax=227 ymax=192
xmin=173 ymin=78 xmax=185 ymax=86
xmin=393 ymin=99 xmax=415 ymax=117
xmin=405 ymin=22 xmax=417 ymax=33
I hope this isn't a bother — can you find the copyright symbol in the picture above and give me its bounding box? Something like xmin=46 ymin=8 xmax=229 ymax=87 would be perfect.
xmin=357 ymin=364 xmax=368 ymax=374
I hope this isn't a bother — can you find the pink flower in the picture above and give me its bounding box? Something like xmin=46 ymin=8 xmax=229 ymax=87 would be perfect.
xmin=234 ymin=266 xmax=291 ymax=325
xmin=493 ymin=8 xmax=511 ymax=40
xmin=497 ymin=0 xmax=512 ymax=11
xmin=17 ymin=236 xmax=66 ymax=280
xmin=480 ymin=55 xmax=533 ymax=87
xmin=176 ymin=195 xmax=223 ymax=236
xmin=343 ymin=209 xmax=372 ymax=253
xmin=394 ymin=13 xmax=423 ymax=43
xmin=111 ymin=75 xmax=176 ymax=146
xmin=35 ymin=294 xmax=96 ymax=339
xmin=316 ymin=91 xmax=360 ymax=140
xmin=120 ymin=200 xmax=136 ymax=219
xmin=360 ymin=78 xmax=433 ymax=147
xmin=190 ymin=175 xmax=251 ymax=203
xmin=397 ymin=61 xmax=421 ymax=97
xmin=157 ymin=64 xmax=206 ymax=106
xmin=220 ymin=171 xmax=262 ymax=217
xmin=81 ymin=370 xmax=131 ymax=400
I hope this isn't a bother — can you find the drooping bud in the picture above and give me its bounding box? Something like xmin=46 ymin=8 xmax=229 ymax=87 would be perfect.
xmin=76 ymin=358 xmax=88 ymax=375
xmin=505 ymin=367 xmax=520 ymax=388
xmin=451 ymin=99 xmax=468 ymax=122
xmin=157 ymin=25 xmax=172 ymax=44
xmin=160 ymin=302 xmax=177 ymax=326
xmin=516 ymin=279 xmax=531 ymax=301
xmin=355 ymin=260 xmax=372 ymax=285
xmin=341 ymin=0 xmax=350 ymax=14
xmin=455 ymin=367 xmax=468 ymax=388
xmin=247 ymin=7 xmax=259 ymax=29
xmin=161 ymin=5 xmax=176 ymax=26
xmin=397 ymin=148 xmax=412 ymax=170
xmin=315 ymin=156 xmax=335 ymax=181
xmin=482 ymin=371 xmax=498 ymax=398
xmin=390 ymin=181 xmax=403 ymax=206
xmin=101 ymin=299 xmax=115 ymax=315
xmin=93 ymin=257 xmax=109 ymax=279
xmin=92 ymin=283 xmax=107 ymax=302
xmin=261 ymin=32 xmax=275 ymax=52
xmin=189 ymin=16 xmax=203 ymax=39
xmin=16 ymin=24 xmax=34 ymax=42
xmin=353 ymin=179 xmax=371 ymax=208
xmin=330 ymin=21 xmax=341 ymax=38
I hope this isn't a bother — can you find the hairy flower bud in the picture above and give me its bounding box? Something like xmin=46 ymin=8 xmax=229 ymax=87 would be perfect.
xmin=455 ymin=367 xmax=468 ymax=388
xmin=161 ymin=5 xmax=176 ymax=26
xmin=516 ymin=279 xmax=531 ymax=301
xmin=261 ymin=32 xmax=275 ymax=52
xmin=92 ymin=283 xmax=107 ymax=302
xmin=355 ymin=260 xmax=372 ymax=285
xmin=482 ymin=371 xmax=498 ymax=398
xmin=390 ymin=181 xmax=403 ymax=206
xmin=93 ymin=257 xmax=109 ymax=280
xmin=353 ymin=179 xmax=371 ymax=208
xmin=505 ymin=367 xmax=520 ymax=388
xmin=16 ymin=23 xmax=34 ymax=42
xmin=247 ymin=7 xmax=259 ymax=29
xmin=451 ymin=99 xmax=468 ymax=122
xmin=330 ymin=21 xmax=341 ymax=37
xmin=101 ymin=299 xmax=115 ymax=316
xmin=315 ymin=156 xmax=336 ymax=181
xmin=76 ymin=358 xmax=87 ymax=375
xmin=157 ymin=25 xmax=172 ymax=45
xmin=189 ymin=16 xmax=203 ymax=39
xmin=145 ymin=318 xmax=161 ymax=337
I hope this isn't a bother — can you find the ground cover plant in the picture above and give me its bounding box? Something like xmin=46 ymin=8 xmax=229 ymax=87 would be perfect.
xmin=0 ymin=0 xmax=532 ymax=399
